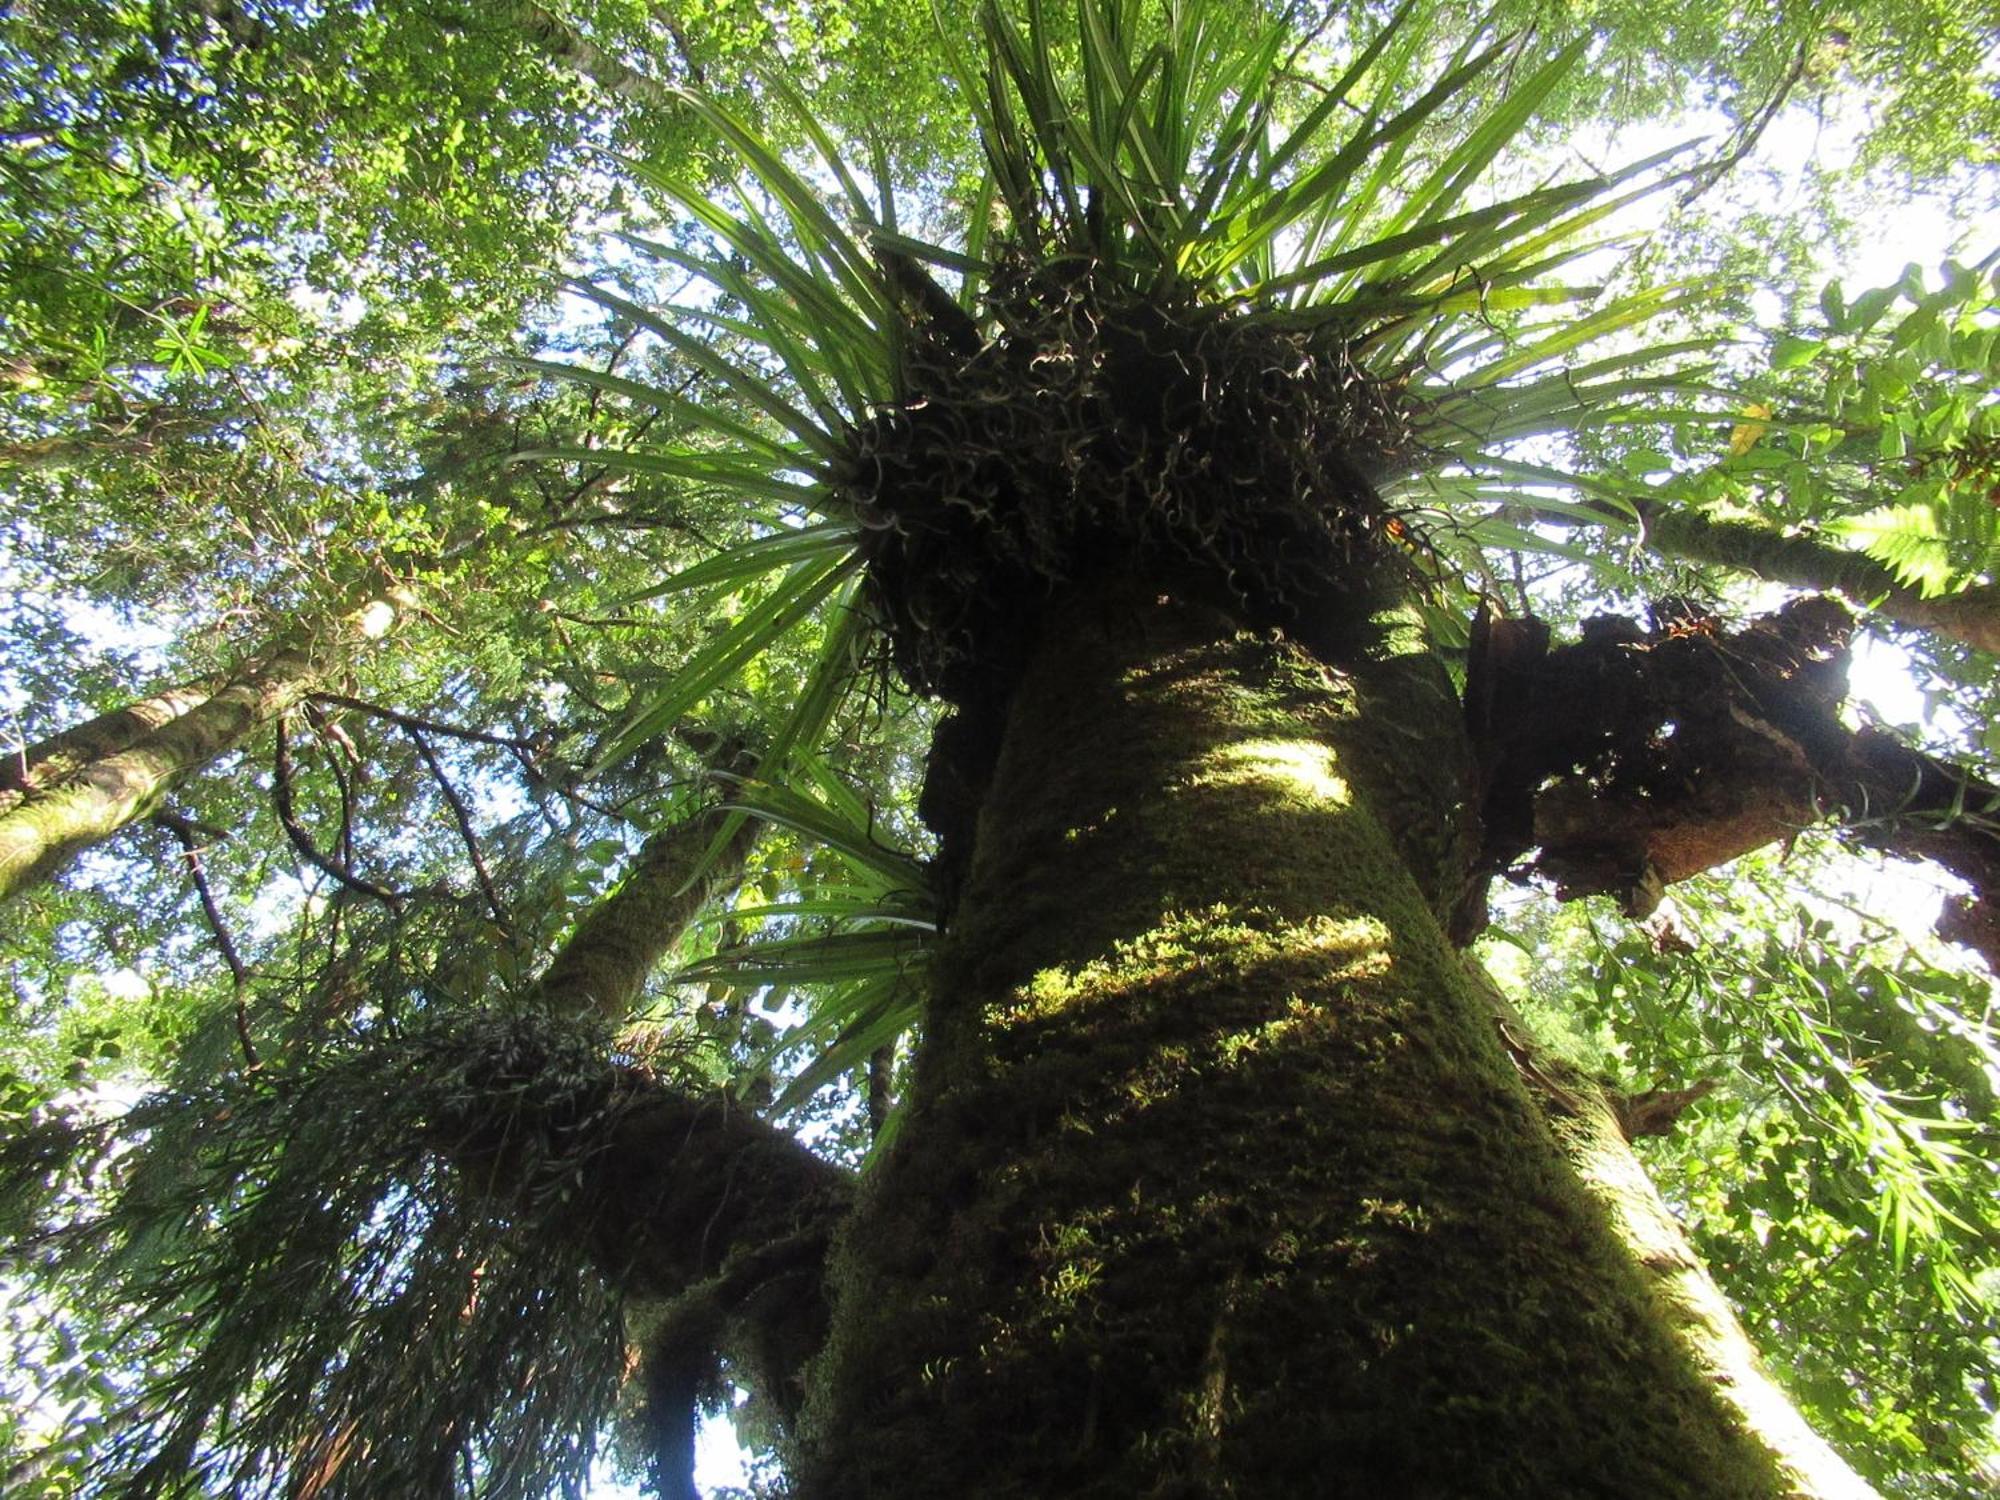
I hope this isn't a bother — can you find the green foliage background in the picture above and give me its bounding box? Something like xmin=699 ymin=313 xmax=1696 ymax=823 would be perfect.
xmin=0 ymin=0 xmax=1996 ymax=1494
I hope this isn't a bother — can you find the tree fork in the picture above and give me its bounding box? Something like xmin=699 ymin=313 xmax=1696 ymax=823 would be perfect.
xmin=800 ymin=579 xmax=1790 ymax=1496
xmin=583 ymin=1087 xmax=851 ymax=1428
xmin=1466 ymin=595 xmax=2000 ymax=965
xmin=494 ymin=742 xmax=792 ymax=1492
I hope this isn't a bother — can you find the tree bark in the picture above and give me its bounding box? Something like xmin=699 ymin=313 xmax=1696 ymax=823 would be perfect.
xmin=0 ymin=597 xmax=404 ymax=906
xmin=1461 ymin=960 xmax=1879 ymax=1499
xmin=1 ymin=675 xmax=221 ymax=815
xmin=502 ymin=0 xmax=686 ymax=113
xmin=587 ymin=1087 xmax=851 ymax=1421
xmin=1542 ymin=1074 xmax=1879 ymax=1499
xmin=1631 ymin=501 xmax=2000 ymax=657
xmin=532 ymin=745 xmax=761 ymax=1022
xmin=1464 ymin=596 xmax=2000 ymax=966
xmin=799 ymin=579 xmax=1794 ymax=1496
xmin=506 ymin=743 xmax=815 ymax=1493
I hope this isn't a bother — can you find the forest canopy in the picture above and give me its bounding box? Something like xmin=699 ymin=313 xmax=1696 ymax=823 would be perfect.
xmin=1 ymin=0 xmax=1997 ymax=1496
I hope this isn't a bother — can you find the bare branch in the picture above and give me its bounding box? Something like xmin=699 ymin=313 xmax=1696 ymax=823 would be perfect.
xmin=1675 ymin=43 xmax=1812 ymax=208
xmin=307 ymin=693 xmax=542 ymax=755
xmin=272 ymin=714 xmax=406 ymax=908
xmin=405 ymin=727 xmax=513 ymax=935
xmin=154 ymin=810 xmax=257 ymax=1069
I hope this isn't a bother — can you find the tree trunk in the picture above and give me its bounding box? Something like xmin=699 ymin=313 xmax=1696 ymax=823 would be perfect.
xmin=1458 ymin=959 xmax=1879 ymax=1499
xmin=1 ymin=675 xmax=222 ymax=815
xmin=507 ymin=743 xmax=823 ymax=1495
xmin=0 ymin=597 xmax=403 ymax=906
xmin=533 ymin=745 xmax=761 ymax=1022
xmin=1538 ymin=1070 xmax=1879 ymax=1498
xmin=1630 ymin=502 xmax=2000 ymax=657
xmin=800 ymin=579 xmax=1795 ymax=1496
xmin=503 ymin=0 xmax=687 ymax=111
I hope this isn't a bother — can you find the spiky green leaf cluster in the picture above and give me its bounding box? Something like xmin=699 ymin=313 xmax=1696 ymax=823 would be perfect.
xmin=542 ymin=0 xmax=1723 ymax=745
xmin=682 ymin=760 xmax=933 ymax=1121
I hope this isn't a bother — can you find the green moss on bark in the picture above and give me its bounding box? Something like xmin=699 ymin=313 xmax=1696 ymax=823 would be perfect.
xmin=800 ymin=580 xmax=1786 ymax=1497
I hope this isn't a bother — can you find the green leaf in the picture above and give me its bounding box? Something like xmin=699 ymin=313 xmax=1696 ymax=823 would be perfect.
xmin=495 ymin=356 xmax=805 ymax=468
xmin=564 ymin=278 xmax=842 ymax=460
xmin=590 ymin=553 xmax=856 ymax=774
xmin=1829 ymin=502 xmax=1954 ymax=596
xmin=509 ymin=446 xmax=826 ymax=508
xmin=1772 ymin=335 xmax=1824 ymax=371
xmin=771 ymin=985 xmax=918 ymax=1113
xmin=620 ymin=522 xmax=858 ymax=603
xmin=719 ymin=774 xmax=928 ymax=895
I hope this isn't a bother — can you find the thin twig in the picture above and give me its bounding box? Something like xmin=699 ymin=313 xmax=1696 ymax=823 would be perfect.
xmin=309 ymin=717 xmax=361 ymax=869
xmin=636 ymin=0 xmax=708 ymax=87
xmin=554 ymin=407 xmax=667 ymax=514
xmin=307 ymin=692 xmax=538 ymax=754
xmin=541 ymin=779 xmax=633 ymax=824
xmin=405 ymin=727 xmax=513 ymax=935
xmin=1676 ymin=42 xmax=1811 ymax=208
xmin=272 ymin=714 xmax=406 ymax=907
xmin=155 ymin=810 xmax=257 ymax=1069
xmin=546 ymin=611 xmax=654 ymax=628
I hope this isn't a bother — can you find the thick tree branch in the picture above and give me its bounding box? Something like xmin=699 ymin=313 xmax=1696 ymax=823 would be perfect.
xmin=1 ymin=676 xmax=222 ymax=816
xmin=0 ymin=594 xmax=410 ymax=905
xmin=503 ymin=0 xmax=684 ymax=112
xmin=1836 ymin=729 xmax=2000 ymax=967
xmin=1465 ymin=596 xmax=2000 ymax=966
xmin=1631 ymin=501 xmax=2000 ymax=657
xmin=583 ymin=1088 xmax=851 ymax=1429
xmin=532 ymin=743 xmax=762 ymax=1022
xmin=445 ymin=734 xmax=817 ymax=1483
xmin=437 ymin=1029 xmax=852 ymax=1486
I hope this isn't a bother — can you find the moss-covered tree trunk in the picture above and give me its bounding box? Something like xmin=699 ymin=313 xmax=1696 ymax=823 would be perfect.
xmin=1454 ymin=958 xmax=1876 ymax=1498
xmin=1536 ymin=1065 xmax=1878 ymax=1498
xmin=533 ymin=743 xmax=761 ymax=1023
xmin=1626 ymin=501 xmax=2000 ymax=656
xmin=0 ymin=597 xmax=403 ymax=906
xmin=800 ymin=578 xmax=1790 ymax=1497
xmin=0 ymin=675 xmax=222 ymax=816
